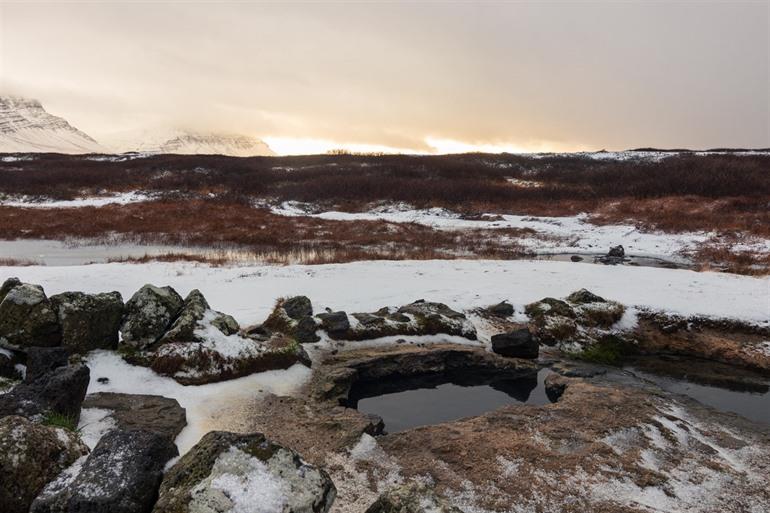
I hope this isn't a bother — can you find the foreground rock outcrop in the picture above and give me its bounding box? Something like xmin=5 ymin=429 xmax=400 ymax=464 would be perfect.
xmin=365 ymin=483 xmax=461 ymax=513
xmin=32 ymin=428 xmax=178 ymax=513
xmin=81 ymin=392 xmax=187 ymax=442
xmin=0 ymin=278 xmax=60 ymax=349
xmin=153 ymin=431 xmax=336 ymax=513
xmin=0 ymin=361 xmax=89 ymax=421
xmin=50 ymin=291 xmax=123 ymax=353
xmin=120 ymin=284 xmax=184 ymax=350
xmin=0 ymin=415 xmax=88 ymax=513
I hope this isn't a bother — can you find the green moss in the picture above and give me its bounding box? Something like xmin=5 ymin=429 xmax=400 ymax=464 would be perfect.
xmin=42 ymin=411 xmax=78 ymax=432
xmin=571 ymin=335 xmax=636 ymax=366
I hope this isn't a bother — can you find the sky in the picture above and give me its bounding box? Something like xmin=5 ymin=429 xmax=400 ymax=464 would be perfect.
xmin=1 ymin=1 xmax=768 ymax=155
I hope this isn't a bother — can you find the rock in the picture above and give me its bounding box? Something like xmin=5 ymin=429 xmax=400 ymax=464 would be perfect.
xmin=262 ymin=298 xmax=320 ymax=344
xmin=153 ymin=431 xmax=336 ymax=513
xmin=0 ymin=415 xmax=88 ymax=513
xmin=25 ymin=347 xmax=69 ymax=383
xmin=120 ymin=284 xmax=184 ymax=350
xmin=566 ymin=289 xmax=605 ymax=304
xmin=157 ymin=289 xmax=238 ymax=344
xmin=543 ymin=372 xmax=570 ymax=402
xmin=365 ymin=483 xmax=461 ymax=513
xmin=296 ymin=316 xmax=321 ymax=344
xmin=32 ymin=428 xmax=178 ymax=513
xmin=127 ymin=331 xmax=306 ymax=386
xmin=317 ymin=311 xmax=350 ymax=335
xmin=608 ymin=245 xmax=625 ymax=257
xmin=491 ymin=329 xmax=539 ymax=359
xmin=0 ymin=347 xmax=22 ymax=380
xmin=0 ymin=281 xmax=61 ymax=349
xmin=0 ymin=364 xmax=89 ymax=421
xmin=488 ymin=301 xmax=514 ymax=317
xmin=570 ymin=255 xmax=583 ymax=262
xmin=337 ymin=301 xmax=477 ymax=341
xmin=50 ymin=291 xmax=123 ymax=353
xmin=82 ymin=393 xmax=187 ymax=442
xmin=0 ymin=276 xmax=22 ymax=303
xmin=525 ymin=298 xmax=575 ymax=319
xmin=282 ymin=295 xmax=313 ymax=319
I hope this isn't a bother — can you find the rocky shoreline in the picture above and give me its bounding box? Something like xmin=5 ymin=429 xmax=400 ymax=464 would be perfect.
xmin=0 ymin=276 xmax=768 ymax=512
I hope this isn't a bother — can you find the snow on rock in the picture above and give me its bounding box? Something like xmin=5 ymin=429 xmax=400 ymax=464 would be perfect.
xmin=0 ymin=95 xmax=105 ymax=154
xmin=77 ymin=407 xmax=117 ymax=450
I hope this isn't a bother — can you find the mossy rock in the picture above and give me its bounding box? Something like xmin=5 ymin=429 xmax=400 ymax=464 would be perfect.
xmin=525 ymin=298 xmax=575 ymax=320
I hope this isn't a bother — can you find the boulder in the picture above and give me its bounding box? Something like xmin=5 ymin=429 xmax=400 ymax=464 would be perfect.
xmin=566 ymin=289 xmax=605 ymax=304
xmin=50 ymin=291 xmax=123 ymax=353
xmin=31 ymin=428 xmax=178 ymax=513
xmin=25 ymin=347 xmax=69 ymax=383
xmin=82 ymin=393 xmax=187 ymax=442
xmin=120 ymin=284 xmax=184 ymax=350
xmin=488 ymin=301 xmax=514 ymax=317
xmin=608 ymin=245 xmax=625 ymax=258
xmin=282 ymin=295 xmax=313 ymax=319
xmin=544 ymin=373 xmax=570 ymax=402
xmin=262 ymin=297 xmax=320 ymax=344
xmin=0 ymin=364 xmax=89 ymax=421
xmin=491 ymin=329 xmax=539 ymax=359
xmin=0 ymin=415 xmax=88 ymax=513
xmin=153 ymin=431 xmax=336 ymax=513
xmin=316 ymin=311 xmax=350 ymax=335
xmin=158 ymin=289 xmax=239 ymax=345
xmin=296 ymin=316 xmax=320 ymax=344
xmin=126 ymin=332 xmax=306 ymax=386
xmin=365 ymin=483 xmax=461 ymax=513
xmin=0 ymin=281 xmax=61 ymax=349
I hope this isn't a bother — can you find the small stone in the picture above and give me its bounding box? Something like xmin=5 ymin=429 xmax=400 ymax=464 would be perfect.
xmin=488 ymin=301 xmax=514 ymax=317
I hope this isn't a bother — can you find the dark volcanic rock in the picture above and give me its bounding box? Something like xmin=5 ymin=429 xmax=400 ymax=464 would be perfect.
xmin=0 ymin=415 xmax=88 ymax=513
xmin=296 ymin=316 xmax=321 ymax=343
xmin=0 ymin=364 xmax=89 ymax=421
xmin=82 ymin=393 xmax=187 ymax=442
xmin=488 ymin=301 xmax=514 ymax=317
xmin=154 ymin=431 xmax=336 ymax=513
xmin=50 ymin=291 xmax=123 ymax=353
xmin=120 ymin=284 xmax=184 ymax=350
xmin=158 ymin=289 xmax=239 ymax=345
xmin=0 ymin=280 xmax=61 ymax=349
xmin=317 ymin=311 xmax=350 ymax=335
xmin=283 ymin=295 xmax=313 ymax=320
xmin=25 ymin=347 xmax=69 ymax=384
xmin=566 ymin=288 xmax=606 ymax=304
xmin=31 ymin=429 xmax=178 ymax=513
xmin=608 ymin=245 xmax=625 ymax=258
xmin=491 ymin=329 xmax=539 ymax=359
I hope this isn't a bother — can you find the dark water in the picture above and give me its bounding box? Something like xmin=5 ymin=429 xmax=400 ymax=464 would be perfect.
xmin=625 ymin=364 xmax=770 ymax=425
xmin=351 ymin=369 xmax=553 ymax=433
xmin=534 ymin=252 xmax=691 ymax=270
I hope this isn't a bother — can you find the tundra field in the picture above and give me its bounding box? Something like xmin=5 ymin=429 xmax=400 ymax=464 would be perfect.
xmin=1 ymin=150 xmax=769 ymax=273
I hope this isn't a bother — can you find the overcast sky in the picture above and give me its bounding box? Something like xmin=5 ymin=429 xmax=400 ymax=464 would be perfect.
xmin=1 ymin=1 xmax=768 ymax=154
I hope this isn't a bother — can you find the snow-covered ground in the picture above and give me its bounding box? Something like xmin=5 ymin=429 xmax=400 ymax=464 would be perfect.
xmin=271 ymin=202 xmax=770 ymax=259
xmin=4 ymin=259 xmax=767 ymax=325
xmin=0 ymin=191 xmax=152 ymax=208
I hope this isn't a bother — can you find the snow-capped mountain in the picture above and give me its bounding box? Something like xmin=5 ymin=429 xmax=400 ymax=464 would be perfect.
xmin=104 ymin=129 xmax=275 ymax=156
xmin=157 ymin=132 xmax=274 ymax=156
xmin=0 ymin=95 xmax=105 ymax=154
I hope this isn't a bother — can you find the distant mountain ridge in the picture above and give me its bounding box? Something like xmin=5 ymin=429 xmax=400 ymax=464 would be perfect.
xmin=0 ymin=95 xmax=274 ymax=156
xmin=0 ymin=95 xmax=105 ymax=154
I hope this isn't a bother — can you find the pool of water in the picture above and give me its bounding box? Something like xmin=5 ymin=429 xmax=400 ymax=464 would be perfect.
xmin=623 ymin=357 xmax=770 ymax=424
xmin=534 ymin=252 xmax=691 ymax=269
xmin=349 ymin=369 xmax=554 ymax=433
